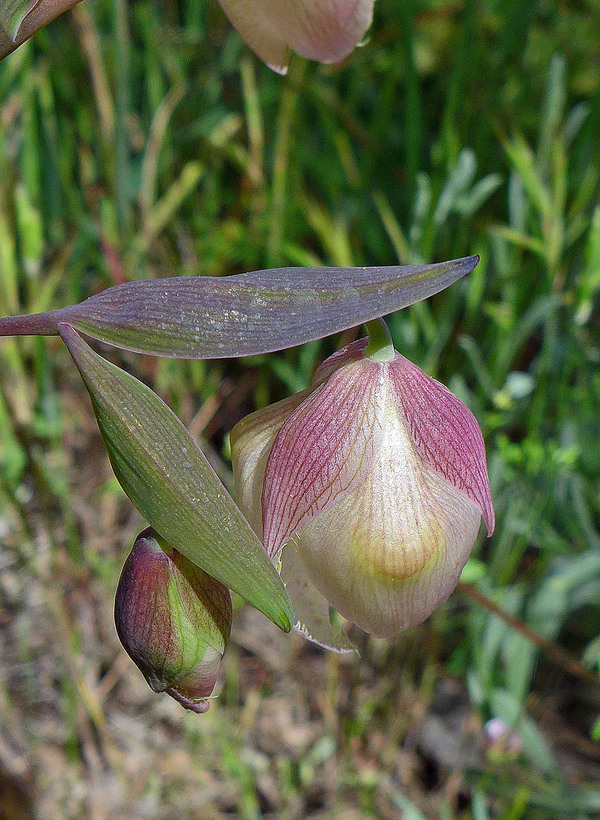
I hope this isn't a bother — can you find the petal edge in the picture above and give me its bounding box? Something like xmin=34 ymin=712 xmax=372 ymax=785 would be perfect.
xmin=389 ymin=355 xmax=495 ymax=534
xmin=262 ymin=359 xmax=384 ymax=557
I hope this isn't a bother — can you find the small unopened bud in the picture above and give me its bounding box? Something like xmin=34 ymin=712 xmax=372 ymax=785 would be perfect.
xmin=484 ymin=718 xmax=522 ymax=760
xmin=115 ymin=528 xmax=232 ymax=713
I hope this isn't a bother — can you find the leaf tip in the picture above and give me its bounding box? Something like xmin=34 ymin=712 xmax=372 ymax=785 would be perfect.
xmin=273 ymin=598 xmax=294 ymax=633
xmin=455 ymin=254 xmax=480 ymax=275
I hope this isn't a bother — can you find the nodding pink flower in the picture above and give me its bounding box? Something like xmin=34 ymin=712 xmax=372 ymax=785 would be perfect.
xmin=231 ymin=332 xmax=494 ymax=650
xmin=218 ymin=0 xmax=375 ymax=74
xmin=115 ymin=528 xmax=232 ymax=713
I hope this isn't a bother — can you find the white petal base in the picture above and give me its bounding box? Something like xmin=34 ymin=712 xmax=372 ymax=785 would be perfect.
xmin=293 ymin=400 xmax=482 ymax=637
xmin=280 ymin=542 xmax=355 ymax=653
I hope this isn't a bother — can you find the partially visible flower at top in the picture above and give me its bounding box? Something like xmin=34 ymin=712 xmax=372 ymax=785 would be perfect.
xmin=218 ymin=0 xmax=375 ymax=74
xmin=114 ymin=528 xmax=232 ymax=713
xmin=0 ymin=0 xmax=374 ymax=68
xmin=231 ymin=322 xmax=494 ymax=650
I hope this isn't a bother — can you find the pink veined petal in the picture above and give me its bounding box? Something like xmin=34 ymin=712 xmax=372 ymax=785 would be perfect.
xmin=231 ymin=390 xmax=311 ymax=538
xmin=262 ymin=357 xmax=384 ymax=559
xmin=168 ymin=644 xmax=224 ymax=705
xmin=218 ymin=0 xmax=290 ymax=74
xmin=312 ymin=337 xmax=368 ymax=386
xmin=279 ymin=542 xmax=355 ymax=653
xmin=277 ymin=0 xmax=374 ymax=64
xmin=293 ymin=397 xmax=482 ymax=636
xmin=388 ymin=355 xmax=495 ymax=534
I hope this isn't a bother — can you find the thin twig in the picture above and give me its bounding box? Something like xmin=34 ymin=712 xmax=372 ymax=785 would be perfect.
xmin=458 ymin=581 xmax=600 ymax=693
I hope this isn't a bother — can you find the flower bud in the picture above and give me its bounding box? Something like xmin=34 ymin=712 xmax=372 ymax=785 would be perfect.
xmin=484 ymin=718 xmax=522 ymax=761
xmin=218 ymin=0 xmax=374 ymax=74
xmin=232 ymin=337 xmax=494 ymax=647
xmin=115 ymin=528 xmax=232 ymax=713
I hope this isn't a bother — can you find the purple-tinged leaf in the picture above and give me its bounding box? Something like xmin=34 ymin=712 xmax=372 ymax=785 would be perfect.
xmin=0 ymin=0 xmax=80 ymax=60
xmin=58 ymin=323 xmax=293 ymax=633
xmin=0 ymin=258 xmax=478 ymax=359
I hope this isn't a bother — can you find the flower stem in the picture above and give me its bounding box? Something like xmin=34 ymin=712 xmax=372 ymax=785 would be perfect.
xmin=364 ymin=319 xmax=395 ymax=362
xmin=267 ymin=56 xmax=305 ymax=266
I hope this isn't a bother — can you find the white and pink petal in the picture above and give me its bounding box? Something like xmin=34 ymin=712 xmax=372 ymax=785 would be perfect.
xmin=218 ymin=0 xmax=374 ymax=75
xmin=292 ymin=394 xmax=482 ymax=636
xmin=262 ymin=357 xmax=384 ymax=558
xmin=279 ymin=542 xmax=355 ymax=653
xmin=388 ymin=354 xmax=495 ymax=534
xmin=231 ymin=390 xmax=310 ymax=538
xmin=311 ymin=337 xmax=368 ymax=386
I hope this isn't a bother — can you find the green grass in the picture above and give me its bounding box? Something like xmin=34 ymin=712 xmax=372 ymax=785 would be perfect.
xmin=0 ymin=1 xmax=599 ymax=817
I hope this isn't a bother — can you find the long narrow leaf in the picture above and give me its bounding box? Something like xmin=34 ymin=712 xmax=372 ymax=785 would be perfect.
xmin=58 ymin=323 xmax=293 ymax=632
xmin=0 ymin=258 xmax=478 ymax=358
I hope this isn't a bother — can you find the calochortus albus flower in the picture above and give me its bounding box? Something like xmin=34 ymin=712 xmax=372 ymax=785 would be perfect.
xmin=115 ymin=528 xmax=232 ymax=713
xmin=218 ymin=0 xmax=375 ymax=74
xmin=231 ymin=322 xmax=494 ymax=650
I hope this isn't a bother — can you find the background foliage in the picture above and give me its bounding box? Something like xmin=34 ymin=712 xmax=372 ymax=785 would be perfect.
xmin=0 ymin=0 xmax=599 ymax=817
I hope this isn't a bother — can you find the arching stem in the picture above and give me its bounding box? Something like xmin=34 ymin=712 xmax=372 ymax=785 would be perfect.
xmin=364 ymin=318 xmax=395 ymax=362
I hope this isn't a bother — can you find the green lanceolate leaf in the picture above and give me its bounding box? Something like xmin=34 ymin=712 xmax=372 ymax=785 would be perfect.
xmin=59 ymin=323 xmax=293 ymax=633
xmin=0 ymin=257 xmax=479 ymax=358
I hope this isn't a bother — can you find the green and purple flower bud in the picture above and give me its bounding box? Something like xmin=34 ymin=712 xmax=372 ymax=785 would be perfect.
xmin=231 ymin=329 xmax=494 ymax=648
xmin=114 ymin=528 xmax=232 ymax=713
xmin=218 ymin=0 xmax=374 ymax=74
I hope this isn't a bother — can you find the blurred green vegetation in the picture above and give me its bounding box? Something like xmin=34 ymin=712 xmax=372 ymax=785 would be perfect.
xmin=0 ymin=0 xmax=599 ymax=818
